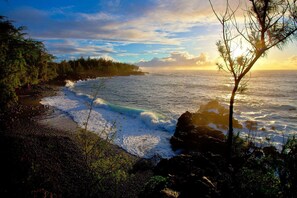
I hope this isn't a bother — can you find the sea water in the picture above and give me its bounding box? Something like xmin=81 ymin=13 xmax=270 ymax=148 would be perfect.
xmin=41 ymin=70 xmax=297 ymax=158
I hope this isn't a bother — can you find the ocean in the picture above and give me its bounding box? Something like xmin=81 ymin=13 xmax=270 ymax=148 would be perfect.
xmin=41 ymin=70 xmax=297 ymax=158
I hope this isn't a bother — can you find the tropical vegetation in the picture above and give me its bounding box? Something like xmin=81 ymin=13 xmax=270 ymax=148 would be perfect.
xmin=0 ymin=16 xmax=143 ymax=111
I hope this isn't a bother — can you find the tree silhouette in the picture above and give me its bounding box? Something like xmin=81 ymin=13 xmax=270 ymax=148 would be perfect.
xmin=209 ymin=0 xmax=297 ymax=159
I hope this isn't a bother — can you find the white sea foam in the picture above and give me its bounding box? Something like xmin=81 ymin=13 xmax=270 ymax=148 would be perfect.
xmin=123 ymin=135 xmax=160 ymax=157
xmin=65 ymin=80 xmax=75 ymax=88
xmin=140 ymin=111 xmax=175 ymax=132
xmin=41 ymin=86 xmax=175 ymax=158
xmin=94 ymin=98 xmax=108 ymax=108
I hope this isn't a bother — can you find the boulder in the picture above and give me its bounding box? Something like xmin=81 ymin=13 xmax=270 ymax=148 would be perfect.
xmin=194 ymin=100 xmax=242 ymax=130
xmin=171 ymin=100 xmax=243 ymax=154
xmin=170 ymin=111 xmax=226 ymax=154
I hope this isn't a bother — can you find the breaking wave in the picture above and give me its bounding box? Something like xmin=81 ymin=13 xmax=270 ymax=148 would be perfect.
xmin=41 ymin=84 xmax=176 ymax=158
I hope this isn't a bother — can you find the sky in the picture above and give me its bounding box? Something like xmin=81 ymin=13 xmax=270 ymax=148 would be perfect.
xmin=1 ymin=0 xmax=297 ymax=71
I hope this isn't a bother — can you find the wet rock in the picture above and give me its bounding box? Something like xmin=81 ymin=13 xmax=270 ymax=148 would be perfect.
xmin=193 ymin=100 xmax=242 ymax=130
xmin=171 ymin=100 xmax=244 ymax=154
xmin=170 ymin=111 xmax=226 ymax=154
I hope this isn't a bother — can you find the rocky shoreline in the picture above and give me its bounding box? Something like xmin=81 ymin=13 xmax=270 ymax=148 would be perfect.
xmin=141 ymin=102 xmax=297 ymax=198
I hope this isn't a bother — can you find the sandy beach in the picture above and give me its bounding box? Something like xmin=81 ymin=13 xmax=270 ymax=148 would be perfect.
xmin=0 ymin=84 xmax=152 ymax=197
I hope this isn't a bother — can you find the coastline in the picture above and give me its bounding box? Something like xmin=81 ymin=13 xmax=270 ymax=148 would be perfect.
xmin=0 ymin=82 xmax=153 ymax=197
xmin=2 ymin=74 xmax=297 ymax=197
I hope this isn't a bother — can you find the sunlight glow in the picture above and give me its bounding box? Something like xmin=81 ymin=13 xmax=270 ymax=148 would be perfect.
xmin=230 ymin=38 xmax=251 ymax=59
xmin=231 ymin=46 xmax=246 ymax=58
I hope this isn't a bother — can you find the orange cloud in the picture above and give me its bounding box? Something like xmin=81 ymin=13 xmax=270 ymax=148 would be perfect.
xmin=137 ymin=51 xmax=213 ymax=69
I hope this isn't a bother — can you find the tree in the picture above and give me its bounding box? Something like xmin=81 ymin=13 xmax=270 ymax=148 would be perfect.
xmin=209 ymin=0 xmax=297 ymax=159
xmin=0 ymin=16 xmax=55 ymax=109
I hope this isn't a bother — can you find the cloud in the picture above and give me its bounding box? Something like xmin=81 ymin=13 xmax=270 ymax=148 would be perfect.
xmin=79 ymin=12 xmax=117 ymax=21
xmin=290 ymin=56 xmax=297 ymax=63
xmin=3 ymin=1 xmax=235 ymax=61
xmin=6 ymin=0 xmax=224 ymax=44
xmin=93 ymin=54 xmax=116 ymax=61
xmin=45 ymin=39 xmax=115 ymax=60
xmin=136 ymin=51 xmax=212 ymax=68
xmin=7 ymin=6 xmax=179 ymax=44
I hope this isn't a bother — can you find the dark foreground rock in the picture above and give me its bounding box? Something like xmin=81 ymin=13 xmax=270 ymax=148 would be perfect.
xmin=170 ymin=100 xmax=243 ymax=155
xmin=193 ymin=100 xmax=242 ymax=130
xmin=140 ymin=152 xmax=234 ymax=198
xmin=170 ymin=111 xmax=226 ymax=154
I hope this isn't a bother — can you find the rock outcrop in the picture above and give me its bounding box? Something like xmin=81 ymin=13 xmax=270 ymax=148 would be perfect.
xmin=170 ymin=111 xmax=226 ymax=154
xmin=191 ymin=100 xmax=242 ymax=130
xmin=170 ymin=100 xmax=242 ymax=154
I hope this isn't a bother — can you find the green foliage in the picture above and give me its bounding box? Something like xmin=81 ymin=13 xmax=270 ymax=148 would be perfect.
xmin=0 ymin=15 xmax=142 ymax=111
xmin=229 ymin=135 xmax=297 ymax=197
xmin=237 ymin=167 xmax=280 ymax=197
xmin=76 ymin=125 xmax=135 ymax=197
xmin=0 ymin=83 xmax=17 ymax=108
xmin=74 ymin=83 xmax=135 ymax=197
xmin=0 ymin=16 xmax=55 ymax=110
xmin=235 ymin=153 xmax=281 ymax=197
xmin=282 ymin=137 xmax=297 ymax=155
xmin=140 ymin=176 xmax=168 ymax=198
xmin=54 ymin=57 xmax=144 ymax=80
xmin=279 ymin=137 xmax=297 ymax=197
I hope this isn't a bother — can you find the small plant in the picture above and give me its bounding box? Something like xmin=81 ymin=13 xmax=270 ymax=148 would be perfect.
xmin=279 ymin=136 xmax=297 ymax=197
xmin=140 ymin=175 xmax=168 ymax=198
xmin=75 ymin=79 xmax=134 ymax=197
xmin=244 ymin=120 xmax=259 ymax=147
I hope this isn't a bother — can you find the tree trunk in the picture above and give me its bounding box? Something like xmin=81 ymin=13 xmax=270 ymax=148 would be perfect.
xmin=227 ymin=81 xmax=239 ymax=160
